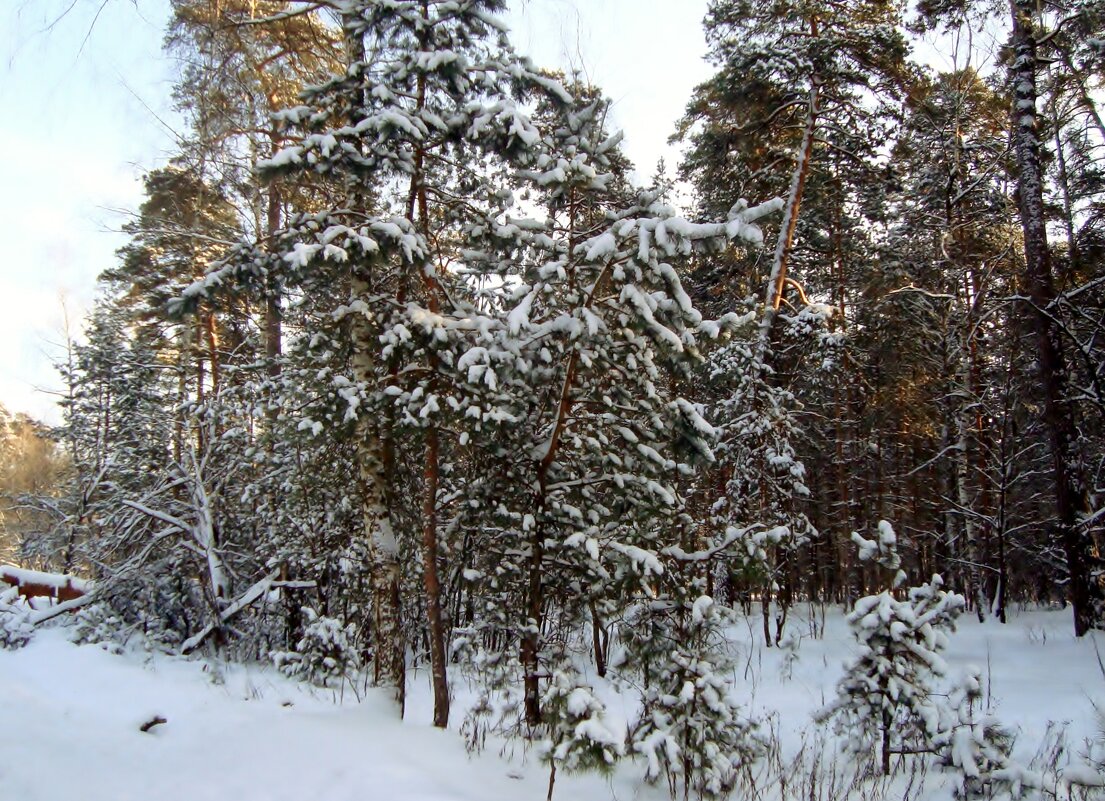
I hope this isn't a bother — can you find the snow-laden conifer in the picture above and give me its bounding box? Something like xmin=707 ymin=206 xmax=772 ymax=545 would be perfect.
xmin=624 ymin=594 xmax=763 ymax=799
xmin=937 ymin=667 xmax=1015 ymax=799
xmin=185 ymin=0 xmax=576 ymax=720
xmin=705 ymin=301 xmax=833 ymax=643
xmin=447 ymin=83 xmax=780 ymax=728
xmin=818 ymin=523 xmax=965 ymax=774
xmin=540 ymin=663 xmax=623 ymax=800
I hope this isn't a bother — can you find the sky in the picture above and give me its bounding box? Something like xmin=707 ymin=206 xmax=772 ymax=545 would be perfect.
xmin=0 ymin=0 xmax=711 ymax=423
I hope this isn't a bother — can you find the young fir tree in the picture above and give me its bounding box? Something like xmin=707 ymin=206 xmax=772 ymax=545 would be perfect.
xmin=51 ymin=297 xmax=175 ymax=572
xmin=458 ymin=91 xmax=780 ymax=779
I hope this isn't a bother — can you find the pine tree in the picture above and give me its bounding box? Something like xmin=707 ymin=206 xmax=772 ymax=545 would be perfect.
xmin=877 ymin=68 xmax=1019 ymax=616
xmin=625 ymin=594 xmax=763 ymax=800
xmin=167 ymin=0 xmax=343 ymax=383
xmin=454 ymin=171 xmax=781 ymax=728
xmin=188 ymin=0 xmax=593 ymax=723
xmin=818 ymin=525 xmax=965 ymax=775
xmin=678 ymin=0 xmax=910 ymax=326
xmin=937 ymin=667 xmax=1015 ymax=799
xmin=540 ymin=664 xmax=623 ymax=801
xmin=706 ymin=299 xmax=831 ymax=642
xmin=676 ymin=0 xmax=914 ymax=617
xmin=917 ymin=0 xmax=1105 ymax=638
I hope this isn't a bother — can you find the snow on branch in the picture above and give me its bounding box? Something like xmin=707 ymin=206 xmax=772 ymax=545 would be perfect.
xmin=180 ymin=569 xmax=281 ymax=655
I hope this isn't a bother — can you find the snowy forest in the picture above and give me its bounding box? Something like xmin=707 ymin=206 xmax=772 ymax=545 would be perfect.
xmin=3 ymin=0 xmax=1105 ymax=799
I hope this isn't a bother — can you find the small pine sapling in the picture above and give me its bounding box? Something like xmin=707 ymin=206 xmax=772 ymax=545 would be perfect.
xmin=937 ymin=667 xmax=1015 ymax=799
xmin=272 ymin=607 xmax=362 ymax=688
xmin=452 ymin=633 xmax=525 ymax=754
xmin=629 ymin=594 xmax=763 ymax=800
xmin=817 ymin=522 xmax=965 ymax=774
xmin=540 ymin=666 xmax=623 ymax=801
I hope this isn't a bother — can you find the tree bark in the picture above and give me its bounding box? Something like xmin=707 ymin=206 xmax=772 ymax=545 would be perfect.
xmin=421 ymin=421 xmax=449 ymax=727
xmin=1009 ymin=0 xmax=1101 ymax=636
xmin=345 ymin=14 xmax=406 ymax=710
xmin=408 ymin=12 xmax=450 ymax=727
xmin=350 ymin=267 xmax=406 ymax=709
xmin=264 ymin=125 xmax=283 ymax=383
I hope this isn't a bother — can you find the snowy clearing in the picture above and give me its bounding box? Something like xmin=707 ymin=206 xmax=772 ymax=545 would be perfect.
xmin=3 ymin=606 xmax=1103 ymax=801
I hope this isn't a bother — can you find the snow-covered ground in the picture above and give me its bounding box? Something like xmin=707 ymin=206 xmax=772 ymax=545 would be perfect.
xmin=751 ymin=605 xmax=1105 ymax=756
xmin=2 ymin=606 xmax=1103 ymax=800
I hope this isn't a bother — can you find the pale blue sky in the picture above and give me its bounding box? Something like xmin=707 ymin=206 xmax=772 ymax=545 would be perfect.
xmin=1 ymin=0 xmax=710 ymax=422
xmin=2 ymin=0 xmax=178 ymax=421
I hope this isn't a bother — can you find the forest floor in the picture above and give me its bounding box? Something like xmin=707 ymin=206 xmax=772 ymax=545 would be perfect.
xmin=2 ymin=606 xmax=1103 ymax=800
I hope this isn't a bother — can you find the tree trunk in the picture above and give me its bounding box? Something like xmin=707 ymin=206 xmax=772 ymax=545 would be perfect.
xmin=590 ymin=600 xmax=607 ymax=677
xmin=757 ymin=77 xmax=819 ymax=351
xmin=421 ymin=423 xmax=449 ymax=727
xmin=204 ymin=311 xmax=220 ymax=397
xmin=349 ymin=269 xmax=406 ymax=709
xmin=407 ymin=18 xmax=450 ymax=726
xmin=341 ymin=7 xmax=406 ymax=711
xmin=264 ymin=125 xmax=283 ymax=383
xmin=1009 ymin=0 xmax=1101 ymax=636
xmin=521 ymin=518 xmax=545 ymax=727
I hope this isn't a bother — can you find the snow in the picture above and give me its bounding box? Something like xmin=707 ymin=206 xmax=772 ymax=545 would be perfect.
xmin=505 ymin=290 xmax=535 ymax=335
xmin=283 ymin=242 xmax=321 ymax=269
xmin=584 ymin=231 xmax=617 ymax=261
xmin=259 ymin=146 xmax=303 ymax=169
xmin=0 ymin=631 xmax=576 ymax=801
xmin=3 ymin=609 xmax=1105 ymax=800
